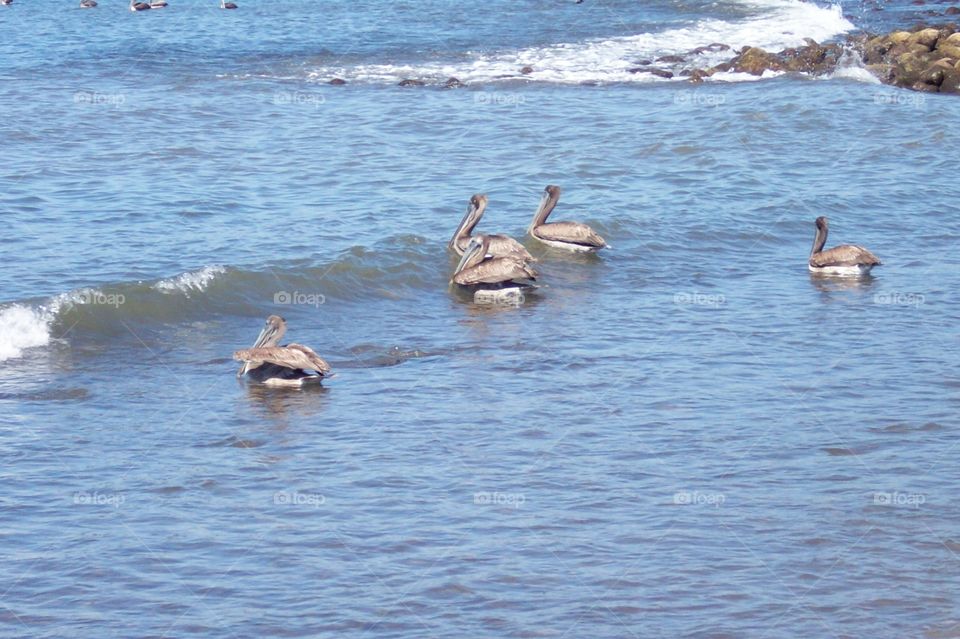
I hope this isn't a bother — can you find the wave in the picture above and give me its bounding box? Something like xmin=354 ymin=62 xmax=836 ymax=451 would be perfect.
xmin=305 ymin=0 xmax=854 ymax=85
xmin=0 ymin=237 xmax=445 ymax=363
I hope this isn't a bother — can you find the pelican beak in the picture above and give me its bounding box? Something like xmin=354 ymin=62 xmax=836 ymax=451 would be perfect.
xmin=237 ymin=320 xmax=278 ymax=376
xmin=449 ymin=195 xmax=483 ymax=253
xmin=451 ymin=238 xmax=483 ymax=284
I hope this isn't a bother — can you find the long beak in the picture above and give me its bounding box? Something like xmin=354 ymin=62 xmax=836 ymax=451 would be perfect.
xmin=449 ymin=196 xmax=483 ymax=253
xmin=529 ymin=191 xmax=550 ymax=232
xmin=237 ymin=323 xmax=276 ymax=376
xmin=451 ymin=240 xmax=483 ymax=283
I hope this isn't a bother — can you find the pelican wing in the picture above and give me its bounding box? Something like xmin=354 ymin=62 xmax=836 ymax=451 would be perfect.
xmin=810 ymin=244 xmax=881 ymax=268
xmin=456 ymin=234 xmax=534 ymax=261
xmin=234 ymin=344 xmax=331 ymax=375
xmin=453 ymin=257 xmax=538 ymax=286
xmin=534 ymin=222 xmax=606 ymax=248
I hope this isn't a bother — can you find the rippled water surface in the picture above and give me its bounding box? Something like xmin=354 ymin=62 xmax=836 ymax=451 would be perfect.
xmin=3 ymin=1 xmax=960 ymax=637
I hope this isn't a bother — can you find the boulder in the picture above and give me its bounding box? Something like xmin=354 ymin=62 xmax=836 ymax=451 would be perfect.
xmin=892 ymin=50 xmax=940 ymax=86
xmin=443 ymin=77 xmax=464 ymax=88
xmin=908 ymin=27 xmax=942 ymax=49
xmin=398 ymin=78 xmax=425 ymax=87
xmin=730 ymin=47 xmax=783 ymax=75
xmin=328 ymin=78 xmax=346 ymax=85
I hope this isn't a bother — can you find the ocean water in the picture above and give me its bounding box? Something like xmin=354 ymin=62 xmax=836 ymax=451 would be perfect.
xmin=3 ymin=1 xmax=960 ymax=637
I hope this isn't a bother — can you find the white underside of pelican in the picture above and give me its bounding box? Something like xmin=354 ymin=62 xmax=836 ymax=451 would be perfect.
xmin=808 ymin=264 xmax=876 ymax=276
xmin=533 ymin=236 xmax=603 ymax=253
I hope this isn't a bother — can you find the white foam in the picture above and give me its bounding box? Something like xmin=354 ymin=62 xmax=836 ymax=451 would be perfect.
xmin=0 ymin=305 xmax=52 ymax=362
xmin=826 ymin=47 xmax=881 ymax=84
xmin=153 ymin=265 xmax=226 ymax=296
xmin=309 ymin=0 xmax=854 ymax=85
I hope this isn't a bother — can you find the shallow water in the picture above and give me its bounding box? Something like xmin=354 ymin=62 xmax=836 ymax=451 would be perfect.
xmin=3 ymin=1 xmax=960 ymax=637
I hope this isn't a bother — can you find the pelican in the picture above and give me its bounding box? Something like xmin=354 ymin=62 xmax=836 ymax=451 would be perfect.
xmin=1 ymin=0 xmax=13 ymax=5
xmin=221 ymin=0 xmax=238 ymax=8
xmin=150 ymin=0 xmax=167 ymax=7
xmin=449 ymin=194 xmax=535 ymax=261
xmin=80 ymin=0 xmax=97 ymax=6
xmin=529 ymin=185 xmax=607 ymax=252
xmin=130 ymin=0 xmax=150 ymax=10
xmin=234 ymin=315 xmax=332 ymax=386
xmin=808 ymin=216 xmax=881 ymax=276
xmin=451 ymin=236 xmax=538 ymax=305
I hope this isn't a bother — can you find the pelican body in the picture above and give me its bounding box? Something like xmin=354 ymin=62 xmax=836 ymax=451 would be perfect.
xmin=808 ymin=216 xmax=881 ymax=276
xmin=529 ymin=185 xmax=607 ymax=252
xmin=130 ymin=0 xmax=150 ymax=10
xmin=221 ymin=0 xmax=238 ymax=8
xmin=451 ymin=236 xmax=537 ymax=304
xmin=234 ymin=315 xmax=332 ymax=387
xmin=80 ymin=0 xmax=97 ymax=7
xmin=449 ymin=194 xmax=534 ymax=262
xmin=150 ymin=0 xmax=167 ymax=7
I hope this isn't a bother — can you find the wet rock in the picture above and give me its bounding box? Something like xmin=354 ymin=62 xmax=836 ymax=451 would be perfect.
xmin=690 ymin=43 xmax=730 ymax=55
xmin=687 ymin=68 xmax=715 ymax=83
xmin=328 ymin=78 xmax=346 ymax=85
xmin=947 ymin=7 xmax=960 ymax=15
xmin=520 ymin=66 xmax=534 ymax=75
xmin=443 ymin=77 xmax=464 ymax=88
xmin=656 ymin=54 xmax=686 ymax=63
xmin=730 ymin=46 xmax=784 ymax=75
xmin=908 ymin=27 xmax=941 ymax=49
xmin=648 ymin=68 xmax=675 ymax=79
xmin=398 ymin=78 xmax=425 ymax=87
xmin=634 ymin=59 xmax=653 ymax=66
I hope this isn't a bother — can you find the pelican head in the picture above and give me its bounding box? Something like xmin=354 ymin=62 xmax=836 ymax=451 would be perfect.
xmin=451 ymin=236 xmax=487 ymax=283
xmin=530 ymin=184 xmax=561 ymax=231
xmin=237 ymin=315 xmax=287 ymax=376
xmin=448 ymin=194 xmax=488 ymax=252
xmin=811 ymin=216 xmax=829 ymax=256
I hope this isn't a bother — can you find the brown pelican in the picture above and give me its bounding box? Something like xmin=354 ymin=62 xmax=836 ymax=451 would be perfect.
xmin=80 ymin=0 xmax=97 ymax=6
xmin=150 ymin=0 xmax=167 ymax=7
xmin=221 ymin=0 xmax=238 ymax=8
xmin=234 ymin=315 xmax=332 ymax=386
xmin=451 ymin=236 xmax=537 ymax=304
xmin=449 ymin=194 xmax=535 ymax=261
xmin=809 ymin=216 xmax=881 ymax=276
xmin=1 ymin=0 xmax=13 ymax=5
xmin=130 ymin=0 xmax=150 ymax=10
xmin=529 ymin=185 xmax=607 ymax=252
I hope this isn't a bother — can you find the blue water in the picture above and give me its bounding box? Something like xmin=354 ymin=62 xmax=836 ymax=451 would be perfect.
xmin=3 ymin=1 xmax=960 ymax=637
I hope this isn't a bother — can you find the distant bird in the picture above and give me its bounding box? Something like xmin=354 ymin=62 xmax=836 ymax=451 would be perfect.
xmin=1 ymin=0 xmax=13 ymax=6
xmin=528 ymin=185 xmax=607 ymax=252
xmin=449 ymin=194 xmax=534 ymax=261
xmin=808 ymin=216 xmax=882 ymax=276
xmin=451 ymin=235 xmax=538 ymax=291
xmin=234 ymin=315 xmax=332 ymax=386
xmin=80 ymin=0 xmax=97 ymax=7
xmin=129 ymin=0 xmax=151 ymax=10
xmin=221 ymin=0 xmax=238 ymax=8
xmin=150 ymin=0 xmax=167 ymax=7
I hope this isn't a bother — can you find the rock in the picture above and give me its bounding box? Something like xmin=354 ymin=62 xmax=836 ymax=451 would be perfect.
xmin=889 ymin=30 xmax=914 ymax=44
xmin=443 ymin=77 xmax=464 ymax=88
xmin=919 ymin=59 xmax=952 ymax=85
xmin=940 ymin=66 xmax=960 ymax=91
xmin=398 ymin=78 xmax=425 ymax=87
xmin=944 ymin=32 xmax=960 ymax=46
xmin=520 ymin=66 xmax=534 ymax=75
xmin=328 ymin=78 xmax=346 ymax=85
xmin=937 ymin=43 xmax=960 ymax=59
xmin=908 ymin=27 xmax=941 ymax=49
xmin=690 ymin=43 xmax=730 ymax=55
xmin=688 ymin=68 xmax=714 ymax=83
xmin=634 ymin=59 xmax=653 ymax=66
xmin=892 ymin=50 xmax=940 ymax=86
xmin=947 ymin=7 xmax=960 ymax=15
xmin=656 ymin=54 xmax=686 ymax=63
xmin=648 ymin=68 xmax=675 ymax=79
xmin=730 ymin=46 xmax=783 ymax=75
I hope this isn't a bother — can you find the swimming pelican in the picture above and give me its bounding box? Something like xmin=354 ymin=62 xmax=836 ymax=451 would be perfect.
xmin=130 ymin=0 xmax=150 ymax=10
xmin=1 ymin=0 xmax=13 ymax=5
xmin=80 ymin=0 xmax=97 ymax=6
xmin=150 ymin=0 xmax=167 ymax=7
xmin=808 ymin=216 xmax=881 ymax=276
xmin=451 ymin=235 xmax=538 ymax=297
xmin=234 ymin=315 xmax=332 ymax=386
xmin=448 ymin=194 xmax=535 ymax=261
xmin=221 ymin=0 xmax=238 ymax=8
xmin=529 ymin=185 xmax=607 ymax=252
